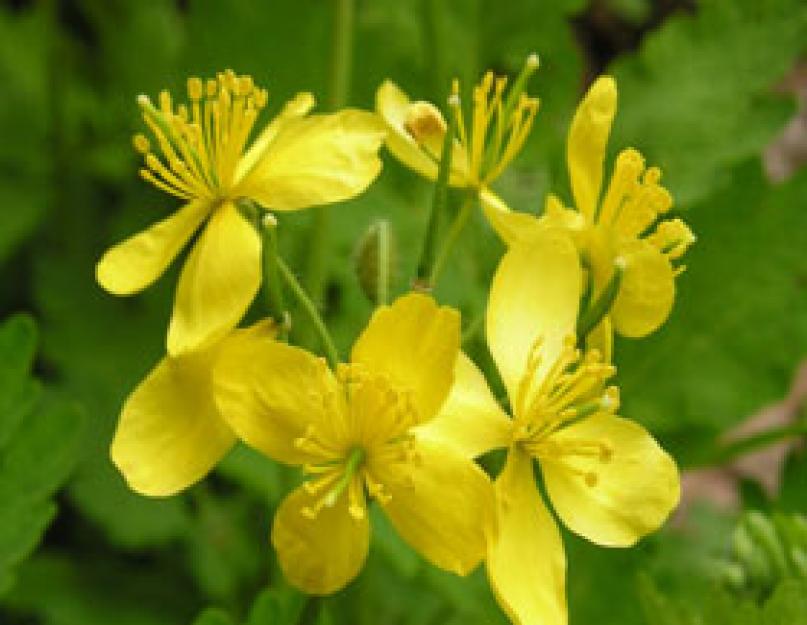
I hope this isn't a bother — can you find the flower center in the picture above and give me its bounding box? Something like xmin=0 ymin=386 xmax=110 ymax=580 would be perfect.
xmin=512 ymin=335 xmax=619 ymax=487
xmin=132 ymin=70 xmax=268 ymax=202
xmin=402 ymin=55 xmax=540 ymax=187
xmin=293 ymin=364 xmax=421 ymax=521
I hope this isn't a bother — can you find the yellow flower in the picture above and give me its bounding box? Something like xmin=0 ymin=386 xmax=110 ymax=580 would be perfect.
xmin=111 ymin=320 xmax=275 ymax=497
xmin=96 ymin=70 xmax=385 ymax=356
xmin=419 ymin=234 xmax=680 ymax=625
xmin=482 ymin=76 xmax=695 ymax=338
xmin=213 ymin=293 xmax=492 ymax=594
xmin=376 ymin=55 xmax=540 ymax=190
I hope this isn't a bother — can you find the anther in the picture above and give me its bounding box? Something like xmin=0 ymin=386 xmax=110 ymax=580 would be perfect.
xmin=187 ymin=77 xmax=203 ymax=100
xmin=585 ymin=472 xmax=599 ymax=487
xmin=132 ymin=134 xmax=151 ymax=154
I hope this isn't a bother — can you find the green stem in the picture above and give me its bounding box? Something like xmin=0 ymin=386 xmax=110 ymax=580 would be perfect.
xmin=429 ymin=192 xmax=475 ymax=286
xmin=277 ymin=257 xmax=340 ymax=370
xmin=298 ymin=596 xmax=323 ymax=625
xmin=577 ymin=262 xmax=624 ymax=341
xmin=301 ymin=0 xmax=355 ymax=344
xmin=415 ymin=102 xmax=458 ymax=288
xmin=261 ymin=216 xmax=289 ymax=335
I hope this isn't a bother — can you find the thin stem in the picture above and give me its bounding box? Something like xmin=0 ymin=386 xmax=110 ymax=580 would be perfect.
xmin=301 ymin=0 xmax=355 ymax=346
xmin=261 ymin=217 xmax=289 ymax=335
xmin=577 ymin=262 xmax=624 ymax=341
xmin=415 ymin=100 xmax=458 ymax=288
xmin=429 ymin=192 xmax=476 ymax=286
xmin=277 ymin=257 xmax=340 ymax=370
xmin=298 ymin=596 xmax=323 ymax=625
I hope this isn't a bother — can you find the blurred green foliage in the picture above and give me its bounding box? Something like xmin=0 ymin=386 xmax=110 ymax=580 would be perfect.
xmin=0 ymin=0 xmax=806 ymax=624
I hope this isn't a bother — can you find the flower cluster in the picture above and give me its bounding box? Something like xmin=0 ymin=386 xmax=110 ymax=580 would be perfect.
xmin=97 ymin=63 xmax=692 ymax=625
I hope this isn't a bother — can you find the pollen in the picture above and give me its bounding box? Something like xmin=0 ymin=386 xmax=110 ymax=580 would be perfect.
xmin=132 ymin=69 xmax=268 ymax=202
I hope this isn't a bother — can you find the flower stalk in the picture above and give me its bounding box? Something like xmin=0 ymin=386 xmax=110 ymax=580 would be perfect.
xmin=260 ymin=213 xmax=290 ymax=336
xmin=277 ymin=256 xmax=340 ymax=370
xmin=415 ymin=95 xmax=459 ymax=290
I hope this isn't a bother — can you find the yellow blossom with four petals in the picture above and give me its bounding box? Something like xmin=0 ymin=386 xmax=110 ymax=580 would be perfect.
xmin=213 ymin=293 xmax=493 ymax=594
xmin=482 ymin=76 xmax=695 ymax=338
xmin=419 ymin=231 xmax=681 ymax=625
xmin=96 ymin=70 xmax=385 ymax=356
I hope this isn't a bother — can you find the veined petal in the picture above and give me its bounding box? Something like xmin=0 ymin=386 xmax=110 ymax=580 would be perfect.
xmin=272 ymin=484 xmax=370 ymax=595
xmin=238 ymin=109 xmax=384 ymax=211
xmin=167 ymin=202 xmax=261 ymax=356
xmin=380 ymin=439 xmax=492 ymax=576
xmin=567 ymin=76 xmax=617 ymax=223
xmin=487 ymin=448 xmax=567 ymax=625
xmin=351 ymin=293 xmax=460 ymax=424
xmin=417 ymin=352 xmax=512 ymax=458
xmin=214 ymin=334 xmax=337 ymax=466
xmin=110 ymin=345 xmax=233 ymax=497
xmin=96 ymin=199 xmax=211 ymax=295
xmin=487 ymin=233 xmax=581 ymax=406
xmin=235 ymin=92 xmax=316 ymax=185
xmin=479 ymin=188 xmax=545 ymax=246
xmin=375 ymin=81 xmax=469 ymax=186
xmin=541 ymin=415 xmax=680 ymax=548
xmin=610 ymin=238 xmax=675 ymax=338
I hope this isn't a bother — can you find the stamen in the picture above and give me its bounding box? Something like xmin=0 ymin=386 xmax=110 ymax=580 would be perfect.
xmin=132 ymin=70 xmax=268 ymax=202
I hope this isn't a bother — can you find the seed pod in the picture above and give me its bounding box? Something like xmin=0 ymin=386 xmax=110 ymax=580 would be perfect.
xmin=354 ymin=219 xmax=396 ymax=305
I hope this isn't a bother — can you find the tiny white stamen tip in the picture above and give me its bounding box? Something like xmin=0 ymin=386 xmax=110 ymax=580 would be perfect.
xmin=614 ymin=256 xmax=628 ymax=270
xmin=136 ymin=94 xmax=151 ymax=108
xmin=447 ymin=93 xmax=461 ymax=107
xmin=262 ymin=212 xmax=278 ymax=228
xmin=526 ymin=53 xmax=540 ymax=69
xmin=601 ymin=395 xmax=616 ymax=410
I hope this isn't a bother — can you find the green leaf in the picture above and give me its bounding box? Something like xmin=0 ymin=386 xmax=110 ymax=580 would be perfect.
xmin=611 ymin=0 xmax=807 ymax=206
xmin=0 ymin=315 xmax=84 ymax=595
xmin=617 ymin=164 xmax=807 ymax=441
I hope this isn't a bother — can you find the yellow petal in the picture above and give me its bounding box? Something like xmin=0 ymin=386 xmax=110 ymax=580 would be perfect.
xmin=214 ymin=334 xmax=337 ymax=466
xmin=110 ymin=346 xmax=234 ymax=497
xmin=167 ymin=202 xmax=261 ymax=356
xmin=486 ymin=233 xmax=581 ymax=405
xmin=541 ymin=415 xmax=680 ymax=547
xmin=235 ymin=92 xmax=316 ymax=185
xmin=417 ymin=352 xmax=512 ymax=458
xmin=380 ymin=439 xmax=492 ymax=576
xmin=376 ymin=80 xmax=439 ymax=181
xmin=96 ymin=199 xmax=211 ymax=295
xmin=351 ymin=293 xmax=460 ymax=424
xmin=567 ymin=76 xmax=617 ymax=222
xmin=272 ymin=484 xmax=370 ymax=595
xmin=610 ymin=239 xmax=675 ymax=338
xmin=487 ymin=448 xmax=567 ymax=625
xmin=479 ymin=188 xmax=545 ymax=246
xmin=375 ymin=81 xmax=470 ymax=187
xmin=238 ymin=109 xmax=384 ymax=211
